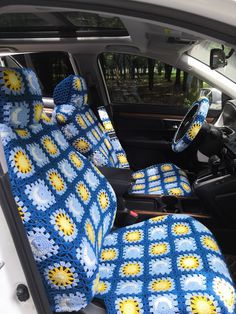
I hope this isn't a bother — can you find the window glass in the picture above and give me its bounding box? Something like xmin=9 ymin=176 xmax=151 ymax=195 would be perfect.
xmin=100 ymin=53 xmax=222 ymax=111
xmin=7 ymin=54 xmax=27 ymax=67
xmin=12 ymin=52 xmax=74 ymax=97
xmin=1 ymin=55 xmax=21 ymax=68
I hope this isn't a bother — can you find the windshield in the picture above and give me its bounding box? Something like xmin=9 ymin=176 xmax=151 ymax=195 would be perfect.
xmin=188 ymin=40 xmax=236 ymax=83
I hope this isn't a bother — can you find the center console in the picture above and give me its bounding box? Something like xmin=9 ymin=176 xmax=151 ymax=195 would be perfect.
xmin=194 ymin=131 xmax=236 ymax=226
xmin=98 ymin=166 xmax=209 ymax=225
xmin=98 ymin=127 xmax=236 ymax=228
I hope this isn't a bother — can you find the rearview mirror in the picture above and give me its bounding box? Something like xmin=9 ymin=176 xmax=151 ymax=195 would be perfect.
xmin=210 ymin=48 xmax=227 ymax=70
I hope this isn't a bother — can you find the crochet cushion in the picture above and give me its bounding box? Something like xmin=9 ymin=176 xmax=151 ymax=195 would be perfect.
xmin=131 ymin=163 xmax=191 ymax=197
xmin=172 ymin=97 xmax=209 ymax=153
xmin=0 ymin=67 xmax=235 ymax=313
xmin=53 ymin=75 xmax=192 ymax=197
xmin=96 ymin=214 xmax=236 ymax=314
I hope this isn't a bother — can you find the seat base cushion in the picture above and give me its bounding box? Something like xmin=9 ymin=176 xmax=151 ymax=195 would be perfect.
xmin=130 ymin=163 xmax=192 ymax=196
xmin=95 ymin=214 xmax=235 ymax=313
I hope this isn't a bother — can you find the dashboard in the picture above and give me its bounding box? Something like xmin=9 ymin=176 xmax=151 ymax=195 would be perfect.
xmin=214 ymin=100 xmax=236 ymax=158
xmin=216 ymin=99 xmax=236 ymax=130
xmin=193 ymin=100 xmax=236 ymax=225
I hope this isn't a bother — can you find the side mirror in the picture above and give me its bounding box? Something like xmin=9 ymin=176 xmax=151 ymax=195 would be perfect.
xmin=200 ymin=88 xmax=222 ymax=110
xmin=210 ymin=48 xmax=227 ymax=70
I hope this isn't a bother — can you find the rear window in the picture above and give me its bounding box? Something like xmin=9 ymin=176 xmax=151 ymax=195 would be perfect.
xmin=6 ymin=52 xmax=74 ymax=97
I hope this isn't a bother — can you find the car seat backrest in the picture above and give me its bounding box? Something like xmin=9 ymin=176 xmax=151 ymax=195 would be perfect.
xmin=53 ymin=75 xmax=130 ymax=168
xmin=0 ymin=67 xmax=117 ymax=312
xmin=0 ymin=68 xmax=44 ymax=128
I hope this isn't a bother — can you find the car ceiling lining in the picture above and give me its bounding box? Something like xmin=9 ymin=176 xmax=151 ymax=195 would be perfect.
xmin=0 ymin=1 xmax=236 ymax=46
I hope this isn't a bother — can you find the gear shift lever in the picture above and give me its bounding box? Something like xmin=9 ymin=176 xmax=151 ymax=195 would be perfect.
xmin=209 ymin=155 xmax=221 ymax=176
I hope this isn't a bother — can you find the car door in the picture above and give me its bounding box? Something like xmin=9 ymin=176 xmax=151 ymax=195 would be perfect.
xmin=99 ymin=52 xmax=222 ymax=171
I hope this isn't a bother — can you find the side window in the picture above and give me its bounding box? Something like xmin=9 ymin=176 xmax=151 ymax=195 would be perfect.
xmin=99 ymin=52 xmax=222 ymax=112
xmin=11 ymin=52 xmax=75 ymax=97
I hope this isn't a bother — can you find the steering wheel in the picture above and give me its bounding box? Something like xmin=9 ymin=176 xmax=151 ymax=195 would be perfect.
xmin=172 ymin=97 xmax=209 ymax=152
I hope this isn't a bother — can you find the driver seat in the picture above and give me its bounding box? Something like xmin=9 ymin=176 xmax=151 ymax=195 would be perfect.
xmin=53 ymin=75 xmax=193 ymax=197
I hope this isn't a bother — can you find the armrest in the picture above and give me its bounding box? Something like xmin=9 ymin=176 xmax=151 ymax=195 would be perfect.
xmin=98 ymin=167 xmax=133 ymax=196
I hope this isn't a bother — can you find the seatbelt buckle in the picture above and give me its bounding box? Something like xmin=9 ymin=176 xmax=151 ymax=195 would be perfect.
xmin=124 ymin=209 xmax=139 ymax=225
xmin=129 ymin=210 xmax=139 ymax=218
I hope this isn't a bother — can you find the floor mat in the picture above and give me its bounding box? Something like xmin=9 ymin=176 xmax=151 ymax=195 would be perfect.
xmin=225 ymin=254 xmax=236 ymax=284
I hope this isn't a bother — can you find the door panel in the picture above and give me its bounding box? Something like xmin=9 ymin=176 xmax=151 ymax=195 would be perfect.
xmin=112 ymin=104 xmax=194 ymax=170
xmin=116 ymin=111 xmax=182 ymax=140
xmin=99 ymin=52 xmax=221 ymax=171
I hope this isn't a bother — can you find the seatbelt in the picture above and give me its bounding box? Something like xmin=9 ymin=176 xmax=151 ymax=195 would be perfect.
xmin=97 ymin=106 xmax=116 ymax=138
xmin=98 ymin=106 xmax=130 ymax=169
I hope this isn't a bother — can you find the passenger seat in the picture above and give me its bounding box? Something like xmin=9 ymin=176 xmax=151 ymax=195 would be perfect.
xmin=53 ymin=75 xmax=192 ymax=198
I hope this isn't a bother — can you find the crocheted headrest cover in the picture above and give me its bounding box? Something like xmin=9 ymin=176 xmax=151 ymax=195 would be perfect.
xmin=53 ymin=75 xmax=88 ymax=107
xmin=0 ymin=67 xmax=43 ymax=128
xmin=53 ymin=103 xmax=77 ymax=125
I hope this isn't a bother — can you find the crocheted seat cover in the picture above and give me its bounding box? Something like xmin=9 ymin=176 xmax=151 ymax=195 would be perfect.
xmin=0 ymin=67 xmax=117 ymax=311
xmin=53 ymin=75 xmax=191 ymax=197
xmin=98 ymin=105 xmax=130 ymax=168
xmin=131 ymin=163 xmax=191 ymax=196
xmin=0 ymin=67 xmax=235 ymax=313
xmin=53 ymin=75 xmax=128 ymax=169
xmin=96 ymin=214 xmax=236 ymax=314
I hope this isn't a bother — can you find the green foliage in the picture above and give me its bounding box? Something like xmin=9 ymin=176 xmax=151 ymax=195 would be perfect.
xmin=100 ymin=53 xmax=210 ymax=108
xmin=183 ymin=98 xmax=192 ymax=109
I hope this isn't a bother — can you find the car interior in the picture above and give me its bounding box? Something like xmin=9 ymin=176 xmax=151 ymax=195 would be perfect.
xmin=0 ymin=4 xmax=236 ymax=314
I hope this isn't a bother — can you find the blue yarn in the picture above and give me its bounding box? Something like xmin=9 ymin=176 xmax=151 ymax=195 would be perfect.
xmin=131 ymin=163 xmax=191 ymax=196
xmin=172 ymin=97 xmax=209 ymax=153
xmin=0 ymin=67 xmax=235 ymax=313
xmin=0 ymin=67 xmax=116 ymax=311
xmin=53 ymin=75 xmax=192 ymax=197
xmin=97 ymin=214 xmax=236 ymax=313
